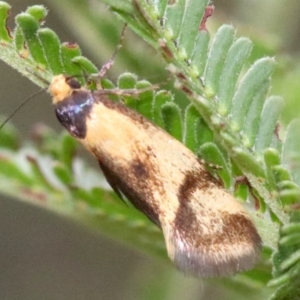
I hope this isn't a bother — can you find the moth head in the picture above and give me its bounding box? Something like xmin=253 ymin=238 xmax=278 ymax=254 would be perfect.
xmin=49 ymin=74 xmax=82 ymax=104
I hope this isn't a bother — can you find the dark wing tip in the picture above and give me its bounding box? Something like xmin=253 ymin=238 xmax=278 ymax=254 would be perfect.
xmin=163 ymin=212 xmax=262 ymax=277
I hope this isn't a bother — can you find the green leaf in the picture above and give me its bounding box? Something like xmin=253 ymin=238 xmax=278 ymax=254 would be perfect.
xmin=264 ymin=148 xmax=281 ymax=190
xmin=242 ymin=80 xmax=270 ymax=148
xmin=232 ymin=147 xmax=266 ymax=178
xmin=183 ymin=104 xmax=200 ymax=152
xmin=218 ymin=37 xmax=252 ymax=116
xmin=135 ymin=80 xmax=155 ymax=120
xmin=282 ymin=119 xmax=300 ymax=186
xmin=150 ymin=0 xmax=168 ymax=17
xmin=25 ymin=5 xmax=48 ymax=21
xmin=60 ymin=42 xmax=82 ymax=76
xmin=71 ymin=56 xmax=98 ymax=75
xmin=0 ymin=1 xmax=12 ymax=42
xmin=269 ymin=213 xmax=300 ymax=300
xmin=195 ymin=116 xmax=214 ymax=146
xmin=100 ymin=0 xmax=133 ymax=13
xmin=118 ymin=72 xmax=138 ymax=107
xmin=177 ymin=0 xmax=210 ymax=57
xmin=118 ymin=72 xmax=138 ymax=89
xmin=161 ymin=102 xmax=183 ymax=141
xmin=38 ymin=28 xmax=63 ymax=74
xmin=255 ymin=96 xmax=284 ymax=152
xmin=230 ymin=58 xmax=275 ymax=132
xmin=190 ymin=30 xmax=210 ymax=77
xmin=164 ymin=0 xmax=185 ymax=40
xmin=198 ymin=142 xmax=232 ymax=188
xmin=204 ymin=25 xmax=235 ymax=98
xmin=152 ymin=90 xmax=174 ymax=128
xmin=15 ymin=12 xmax=47 ymax=67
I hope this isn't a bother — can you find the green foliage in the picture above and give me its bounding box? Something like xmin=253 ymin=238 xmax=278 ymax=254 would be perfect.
xmin=0 ymin=0 xmax=300 ymax=298
xmin=268 ymin=213 xmax=300 ymax=299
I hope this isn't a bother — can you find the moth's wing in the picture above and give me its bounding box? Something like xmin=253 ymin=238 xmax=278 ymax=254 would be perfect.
xmin=98 ymin=159 xmax=161 ymax=227
xmin=98 ymin=160 xmax=125 ymax=203
xmin=78 ymin=98 xmax=261 ymax=277
xmin=160 ymin=187 xmax=262 ymax=278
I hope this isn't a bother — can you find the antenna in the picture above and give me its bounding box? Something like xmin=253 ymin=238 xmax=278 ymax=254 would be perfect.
xmin=0 ymin=88 xmax=45 ymax=130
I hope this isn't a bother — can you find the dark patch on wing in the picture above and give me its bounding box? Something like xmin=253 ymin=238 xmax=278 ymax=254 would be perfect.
xmin=172 ymin=166 xmax=262 ymax=276
xmin=172 ymin=212 xmax=262 ymax=277
xmin=94 ymin=145 xmax=163 ymax=227
xmin=55 ymin=90 xmax=94 ymax=139
xmin=99 ymin=160 xmax=124 ymax=202
xmin=177 ymin=168 xmax=216 ymax=203
xmin=175 ymin=168 xmax=261 ymax=250
xmin=131 ymin=159 xmax=149 ymax=179
xmin=174 ymin=168 xmax=213 ymax=247
xmin=222 ymin=213 xmax=262 ymax=248
xmin=180 ymin=212 xmax=261 ymax=251
xmin=175 ymin=167 xmax=223 ymax=231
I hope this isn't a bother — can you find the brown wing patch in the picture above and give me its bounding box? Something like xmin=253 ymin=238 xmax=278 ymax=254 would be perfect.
xmin=98 ymin=160 xmax=124 ymax=202
xmin=94 ymin=144 xmax=163 ymax=227
xmin=170 ymin=211 xmax=262 ymax=277
xmin=160 ymin=166 xmax=263 ymax=277
xmin=177 ymin=168 xmax=220 ymax=202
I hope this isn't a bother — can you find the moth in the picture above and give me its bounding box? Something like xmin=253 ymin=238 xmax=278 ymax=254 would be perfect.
xmin=49 ymin=74 xmax=262 ymax=277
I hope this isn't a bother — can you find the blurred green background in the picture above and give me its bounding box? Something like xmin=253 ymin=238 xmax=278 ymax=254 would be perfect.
xmin=0 ymin=0 xmax=300 ymax=299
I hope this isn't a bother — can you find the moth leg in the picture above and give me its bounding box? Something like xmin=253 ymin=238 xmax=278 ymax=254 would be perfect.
xmin=98 ymin=24 xmax=128 ymax=80
xmin=93 ymin=86 xmax=159 ymax=100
